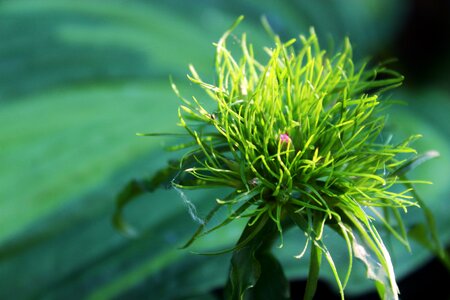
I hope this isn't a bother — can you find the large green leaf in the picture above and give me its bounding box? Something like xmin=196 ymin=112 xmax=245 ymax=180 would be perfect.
xmin=1 ymin=0 xmax=448 ymax=299
xmin=0 ymin=0 xmax=274 ymax=242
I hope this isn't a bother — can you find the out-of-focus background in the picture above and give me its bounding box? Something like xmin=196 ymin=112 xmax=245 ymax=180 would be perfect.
xmin=0 ymin=0 xmax=449 ymax=299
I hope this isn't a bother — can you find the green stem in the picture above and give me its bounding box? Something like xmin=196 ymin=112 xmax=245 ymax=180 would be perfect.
xmin=303 ymin=241 xmax=322 ymax=300
xmin=404 ymin=180 xmax=450 ymax=270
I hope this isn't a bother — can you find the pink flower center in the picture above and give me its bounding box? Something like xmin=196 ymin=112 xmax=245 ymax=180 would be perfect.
xmin=280 ymin=133 xmax=291 ymax=143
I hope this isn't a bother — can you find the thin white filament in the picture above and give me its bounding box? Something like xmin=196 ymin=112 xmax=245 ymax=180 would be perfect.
xmin=171 ymin=172 xmax=204 ymax=225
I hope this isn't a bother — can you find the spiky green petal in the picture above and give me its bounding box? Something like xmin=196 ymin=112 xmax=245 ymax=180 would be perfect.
xmin=165 ymin=18 xmax=430 ymax=300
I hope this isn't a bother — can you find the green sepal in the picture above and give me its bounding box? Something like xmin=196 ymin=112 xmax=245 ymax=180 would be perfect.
xmin=390 ymin=150 xmax=439 ymax=177
xmin=224 ymin=216 xmax=290 ymax=300
xmin=180 ymin=190 xmax=260 ymax=249
xmin=179 ymin=203 xmax=221 ymax=249
xmin=245 ymin=251 xmax=290 ymax=300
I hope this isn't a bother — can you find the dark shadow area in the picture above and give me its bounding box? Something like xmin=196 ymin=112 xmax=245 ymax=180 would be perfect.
xmin=290 ymin=255 xmax=450 ymax=300
xmin=379 ymin=0 xmax=450 ymax=88
xmin=211 ymin=254 xmax=450 ymax=299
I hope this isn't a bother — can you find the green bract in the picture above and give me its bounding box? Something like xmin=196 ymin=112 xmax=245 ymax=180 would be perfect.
xmin=117 ymin=17 xmax=441 ymax=300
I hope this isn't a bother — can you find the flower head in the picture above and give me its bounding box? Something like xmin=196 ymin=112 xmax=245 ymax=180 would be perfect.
xmin=162 ymin=17 xmax=431 ymax=300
